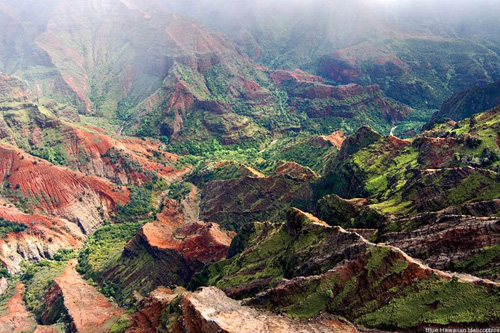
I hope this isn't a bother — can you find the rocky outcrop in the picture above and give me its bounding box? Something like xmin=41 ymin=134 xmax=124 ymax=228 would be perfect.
xmin=190 ymin=208 xmax=371 ymax=299
xmin=401 ymin=167 xmax=500 ymax=213
xmin=0 ymin=202 xmax=84 ymax=274
xmin=41 ymin=260 xmax=123 ymax=333
xmin=200 ymin=165 xmax=318 ymax=231
xmin=0 ymin=97 xmax=185 ymax=186
xmin=0 ymin=74 xmax=32 ymax=103
xmin=247 ymin=241 xmax=500 ymax=330
xmin=381 ymin=212 xmax=500 ymax=272
xmin=270 ymin=68 xmax=411 ymax=122
xmin=96 ymin=197 xmax=234 ymax=304
xmin=434 ymin=80 xmax=500 ymax=121
xmin=330 ymin=126 xmax=382 ymax=166
xmin=126 ymin=286 xmax=184 ymax=333
xmin=275 ymin=161 xmax=319 ymax=181
xmin=172 ymin=287 xmax=359 ymax=333
xmin=194 ymin=209 xmax=500 ymax=330
xmin=320 ymin=126 xmax=386 ymax=199
xmin=441 ymin=199 xmax=500 ymax=217
xmin=317 ymin=37 xmax=500 ymax=110
xmin=0 ymin=282 xmax=61 ymax=333
xmin=0 ymin=277 xmax=8 ymax=295
xmin=0 ymin=143 xmax=129 ymax=234
xmin=318 ymin=116 xmax=500 ymax=218
xmin=320 ymin=131 xmax=346 ymax=149
xmin=62 ymin=126 xmax=186 ymax=185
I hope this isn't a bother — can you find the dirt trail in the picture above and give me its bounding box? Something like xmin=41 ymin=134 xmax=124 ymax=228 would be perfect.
xmin=0 ymin=282 xmax=61 ymax=333
xmin=0 ymin=283 xmax=38 ymax=333
xmin=54 ymin=259 xmax=123 ymax=333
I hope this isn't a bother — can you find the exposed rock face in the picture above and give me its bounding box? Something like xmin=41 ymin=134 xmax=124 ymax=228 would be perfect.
xmin=136 ymin=221 xmax=234 ymax=265
xmin=0 ymin=277 xmax=8 ymax=295
xmin=329 ymin=126 xmax=382 ymax=169
xmin=0 ymin=282 xmax=61 ymax=333
xmin=321 ymin=126 xmax=386 ymax=199
xmin=96 ymin=198 xmax=234 ymax=303
xmin=320 ymin=131 xmax=346 ymax=149
xmin=441 ymin=199 xmax=500 ymax=217
xmin=315 ymin=194 xmax=385 ymax=229
xmin=275 ymin=161 xmax=319 ymax=181
xmin=247 ymin=244 xmax=461 ymax=318
xmin=193 ymin=209 xmax=500 ymax=330
xmin=0 ymin=74 xmax=32 ymax=103
xmin=317 ymin=37 xmax=500 ymax=110
xmin=126 ymin=286 xmax=183 ymax=333
xmin=0 ymin=143 xmax=129 ymax=234
xmin=270 ymin=69 xmax=411 ymax=123
xmin=319 ymin=113 xmax=500 ymax=218
xmin=0 ymin=98 xmax=185 ymax=186
xmin=401 ymin=167 xmax=500 ymax=213
xmin=42 ymin=260 xmax=123 ymax=333
xmin=6 ymin=0 xmax=246 ymax=113
xmin=61 ymin=126 xmax=185 ymax=185
xmin=200 ymin=165 xmax=318 ymax=231
xmin=0 ymin=203 xmax=84 ymax=274
xmin=381 ymin=213 xmax=500 ymax=272
xmin=2 ymin=1 xmax=418 ymax=143
xmin=173 ymin=287 xmax=359 ymax=333
xmin=435 ymin=80 xmax=500 ymax=121
xmin=0 ymin=283 xmax=38 ymax=333
xmin=246 ymin=240 xmax=500 ymax=330
xmin=191 ymin=208 xmax=372 ymax=299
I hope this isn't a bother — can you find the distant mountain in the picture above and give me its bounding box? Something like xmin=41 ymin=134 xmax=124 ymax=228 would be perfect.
xmin=434 ymin=80 xmax=500 ymax=121
xmin=1 ymin=2 xmax=500 ymax=331
xmin=1 ymin=0 xmax=500 ymax=143
xmin=0 ymin=0 xmax=414 ymax=143
xmin=167 ymin=0 xmax=500 ymax=109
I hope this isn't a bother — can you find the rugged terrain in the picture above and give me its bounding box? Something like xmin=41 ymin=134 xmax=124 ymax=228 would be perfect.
xmin=0 ymin=0 xmax=500 ymax=332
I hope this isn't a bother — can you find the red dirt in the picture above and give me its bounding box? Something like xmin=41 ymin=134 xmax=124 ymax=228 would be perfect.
xmin=126 ymin=286 xmax=186 ymax=333
xmin=62 ymin=124 xmax=185 ymax=184
xmin=142 ymin=221 xmax=234 ymax=263
xmin=0 ymin=142 xmax=129 ymax=233
xmin=0 ymin=200 xmax=84 ymax=273
xmin=53 ymin=260 xmax=123 ymax=333
xmin=270 ymin=69 xmax=324 ymax=85
xmin=275 ymin=161 xmax=319 ymax=181
xmin=321 ymin=131 xmax=346 ymax=148
xmin=0 ymin=283 xmax=37 ymax=333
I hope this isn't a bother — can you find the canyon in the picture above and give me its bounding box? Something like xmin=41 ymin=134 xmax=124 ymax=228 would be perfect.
xmin=0 ymin=0 xmax=500 ymax=332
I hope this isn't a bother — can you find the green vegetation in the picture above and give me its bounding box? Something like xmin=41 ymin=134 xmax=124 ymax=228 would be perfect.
xmin=190 ymin=212 xmax=346 ymax=295
xmin=21 ymin=259 xmax=67 ymax=321
xmin=0 ymin=283 xmax=17 ymax=317
xmin=79 ymin=115 xmax=123 ymax=135
xmin=189 ymin=224 xmax=290 ymax=294
xmin=116 ymin=186 xmax=154 ymax=221
xmin=167 ymin=182 xmax=193 ymax=202
xmin=77 ymin=221 xmax=146 ymax=281
xmin=453 ymin=245 xmax=500 ymax=280
xmin=205 ymin=64 xmax=233 ymax=101
xmin=109 ymin=314 xmax=132 ymax=333
xmin=102 ymin=148 xmax=144 ymax=174
xmin=319 ymin=107 xmax=500 ymax=219
xmin=52 ymin=249 xmax=78 ymax=262
xmin=0 ymin=218 xmax=28 ymax=238
xmin=261 ymin=133 xmax=338 ymax=173
xmin=283 ymin=279 xmax=335 ymax=319
xmin=359 ymin=276 xmax=500 ymax=328
xmin=0 ymin=268 xmax=9 ymax=278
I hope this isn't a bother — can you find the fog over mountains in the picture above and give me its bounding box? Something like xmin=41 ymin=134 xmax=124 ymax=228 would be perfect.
xmin=1 ymin=1 xmax=500 ymax=332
